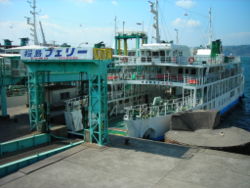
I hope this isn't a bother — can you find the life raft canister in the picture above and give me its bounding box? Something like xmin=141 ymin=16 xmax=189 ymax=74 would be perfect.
xmin=188 ymin=57 xmax=195 ymax=64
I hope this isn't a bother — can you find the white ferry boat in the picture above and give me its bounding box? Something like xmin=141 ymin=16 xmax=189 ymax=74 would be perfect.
xmin=107 ymin=1 xmax=244 ymax=140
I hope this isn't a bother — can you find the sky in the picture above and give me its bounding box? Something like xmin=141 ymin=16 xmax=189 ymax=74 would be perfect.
xmin=0 ymin=0 xmax=250 ymax=48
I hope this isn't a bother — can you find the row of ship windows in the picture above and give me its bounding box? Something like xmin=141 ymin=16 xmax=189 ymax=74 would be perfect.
xmin=139 ymin=50 xmax=183 ymax=57
xmin=203 ymin=87 xmax=241 ymax=110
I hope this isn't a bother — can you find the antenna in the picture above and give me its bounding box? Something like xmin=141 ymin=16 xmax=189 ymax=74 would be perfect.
xmin=26 ymin=0 xmax=39 ymax=45
xmin=208 ymin=7 xmax=212 ymax=47
xmin=174 ymin=28 xmax=179 ymax=44
xmin=39 ymin=21 xmax=47 ymax=45
xmin=148 ymin=0 xmax=160 ymax=43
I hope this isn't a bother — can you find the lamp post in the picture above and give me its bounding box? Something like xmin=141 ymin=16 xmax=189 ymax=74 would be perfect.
xmin=122 ymin=21 xmax=125 ymax=35
xmin=78 ymin=42 xmax=88 ymax=47
xmin=174 ymin=28 xmax=179 ymax=44
xmin=136 ymin=22 xmax=144 ymax=32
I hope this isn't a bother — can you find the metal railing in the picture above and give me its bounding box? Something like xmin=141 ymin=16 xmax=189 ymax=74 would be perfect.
xmin=124 ymin=95 xmax=197 ymax=120
xmin=108 ymin=72 xmax=203 ymax=86
xmin=108 ymin=90 xmax=147 ymax=101
xmin=113 ymin=55 xmax=241 ymax=66
xmin=64 ymin=96 xmax=88 ymax=112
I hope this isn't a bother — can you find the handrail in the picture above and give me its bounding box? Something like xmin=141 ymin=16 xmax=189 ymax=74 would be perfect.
xmin=124 ymin=95 xmax=195 ymax=120
xmin=113 ymin=55 xmax=241 ymax=65
xmin=108 ymin=71 xmax=242 ymax=86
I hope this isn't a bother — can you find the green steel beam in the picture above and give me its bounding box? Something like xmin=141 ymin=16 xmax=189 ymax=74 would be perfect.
xmin=28 ymin=71 xmax=49 ymax=131
xmin=0 ymin=133 xmax=51 ymax=156
xmin=0 ymin=140 xmax=84 ymax=178
xmin=136 ymin=37 xmax=140 ymax=57
xmin=124 ymin=39 xmax=128 ymax=56
xmin=23 ymin=59 xmax=110 ymax=145
xmin=0 ymin=86 xmax=8 ymax=117
xmin=88 ymin=73 xmax=108 ymax=145
xmin=0 ymin=58 xmax=8 ymax=117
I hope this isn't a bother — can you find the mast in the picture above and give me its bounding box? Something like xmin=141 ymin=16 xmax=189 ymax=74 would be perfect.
xmin=149 ymin=0 xmax=160 ymax=43
xmin=39 ymin=21 xmax=47 ymax=45
xmin=26 ymin=0 xmax=39 ymax=45
xmin=208 ymin=7 xmax=212 ymax=47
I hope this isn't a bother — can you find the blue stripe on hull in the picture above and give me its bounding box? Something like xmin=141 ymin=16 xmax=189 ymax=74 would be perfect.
xmin=219 ymin=97 xmax=241 ymax=115
xmin=151 ymin=135 xmax=165 ymax=141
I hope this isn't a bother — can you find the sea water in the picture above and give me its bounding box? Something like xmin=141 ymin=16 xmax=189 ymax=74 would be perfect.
xmin=221 ymin=57 xmax=250 ymax=131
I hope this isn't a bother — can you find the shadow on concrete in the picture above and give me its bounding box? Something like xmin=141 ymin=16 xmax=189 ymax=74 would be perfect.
xmin=108 ymin=135 xmax=194 ymax=159
xmin=0 ymin=113 xmax=33 ymax=143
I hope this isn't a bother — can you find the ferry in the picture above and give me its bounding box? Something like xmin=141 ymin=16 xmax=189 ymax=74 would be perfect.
xmin=107 ymin=1 xmax=244 ymax=140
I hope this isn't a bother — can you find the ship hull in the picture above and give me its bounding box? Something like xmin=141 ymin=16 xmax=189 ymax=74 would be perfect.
xmin=126 ymin=95 xmax=244 ymax=140
xmin=126 ymin=115 xmax=171 ymax=139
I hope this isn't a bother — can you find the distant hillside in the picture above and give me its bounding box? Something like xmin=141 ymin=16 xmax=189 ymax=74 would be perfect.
xmin=223 ymin=45 xmax=250 ymax=56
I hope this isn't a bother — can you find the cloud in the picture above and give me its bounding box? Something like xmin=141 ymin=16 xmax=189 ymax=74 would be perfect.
xmin=0 ymin=0 xmax=10 ymax=4
xmin=223 ymin=32 xmax=250 ymax=45
xmin=111 ymin=0 xmax=118 ymax=6
xmin=0 ymin=21 xmax=29 ymax=44
xmin=0 ymin=20 xmax=114 ymax=47
xmin=186 ymin=19 xmax=200 ymax=27
xmin=40 ymin=14 xmax=49 ymax=20
xmin=172 ymin=18 xmax=200 ymax=27
xmin=76 ymin=0 xmax=94 ymax=3
xmin=176 ymin=0 xmax=195 ymax=9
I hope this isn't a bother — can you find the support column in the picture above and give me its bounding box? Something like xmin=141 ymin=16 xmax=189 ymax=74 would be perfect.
xmin=0 ymin=86 xmax=8 ymax=118
xmin=136 ymin=37 xmax=140 ymax=56
xmin=114 ymin=37 xmax=118 ymax=55
xmin=142 ymin=37 xmax=148 ymax=45
xmin=88 ymin=72 xmax=108 ymax=145
xmin=118 ymin=39 xmax=121 ymax=55
xmin=28 ymin=71 xmax=49 ymax=132
xmin=0 ymin=58 xmax=9 ymax=118
xmin=193 ymin=88 xmax=197 ymax=107
xmin=124 ymin=39 xmax=128 ymax=56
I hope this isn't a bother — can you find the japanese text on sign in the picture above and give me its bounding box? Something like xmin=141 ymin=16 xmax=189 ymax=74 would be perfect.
xmin=20 ymin=47 xmax=93 ymax=60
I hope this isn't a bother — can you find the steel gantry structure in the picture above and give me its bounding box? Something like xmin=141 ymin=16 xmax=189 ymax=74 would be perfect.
xmin=115 ymin=31 xmax=148 ymax=56
xmin=21 ymin=47 xmax=112 ymax=145
xmin=0 ymin=54 xmax=26 ymax=118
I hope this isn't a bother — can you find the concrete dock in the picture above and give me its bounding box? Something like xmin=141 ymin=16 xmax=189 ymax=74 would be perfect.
xmin=1 ymin=135 xmax=249 ymax=188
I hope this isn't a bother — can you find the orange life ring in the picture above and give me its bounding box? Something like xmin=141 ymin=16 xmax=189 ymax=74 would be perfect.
xmin=188 ymin=57 xmax=195 ymax=64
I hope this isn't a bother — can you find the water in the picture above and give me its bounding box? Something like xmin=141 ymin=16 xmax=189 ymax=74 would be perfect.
xmin=221 ymin=57 xmax=250 ymax=131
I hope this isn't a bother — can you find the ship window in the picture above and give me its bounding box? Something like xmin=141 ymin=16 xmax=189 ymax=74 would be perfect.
xmin=60 ymin=92 xmax=70 ymax=100
xmin=185 ymin=69 xmax=189 ymax=74
xmin=152 ymin=51 xmax=159 ymax=57
xmin=191 ymin=69 xmax=196 ymax=75
xmin=230 ymin=91 xmax=235 ymax=97
xmin=160 ymin=51 xmax=165 ymax=56
xmin=128 ymin=51 xmax=136 ymax=56
xmin=178 ymin=68 xmax=183 ymax=74
xmin=178 ymin=51 xmax=183 ymax=56
xmin=12 ymin=60 xmax=19 ymax=69
xmin=146 ymin=51 xmax=151 ymax=56
xmin=166 ymin=50 xmax=170 ymax=56
xmin=141 ymin=51 xmax=145 ymax=56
